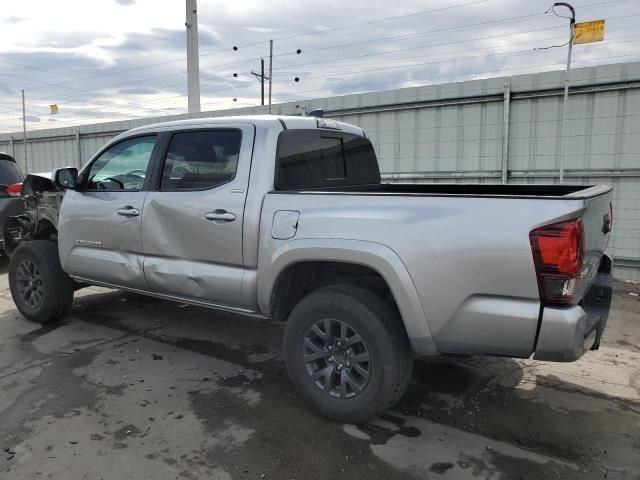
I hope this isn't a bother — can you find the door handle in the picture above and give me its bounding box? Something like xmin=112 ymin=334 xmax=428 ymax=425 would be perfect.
xmin=116 ymin=206 xmax=140 ymax=217
xmin=205 ymin=210 xmax=236 ymax=222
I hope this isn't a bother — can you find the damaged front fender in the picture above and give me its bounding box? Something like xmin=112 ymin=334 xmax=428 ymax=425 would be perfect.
xmin=3 ymin=173 xmax=64 ymax=256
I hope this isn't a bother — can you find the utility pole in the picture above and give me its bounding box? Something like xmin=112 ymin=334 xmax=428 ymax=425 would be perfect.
xmin=550 ymin=2 xmax=575 ymax=183
xmin=268 ymin=39 xmax=273 ymax=113
xmin=251 ymin=58 xmax=268 ymax=106
xmin=185 ymin=0 xmax=201 ymax=113
xmin=21 ymin=89 xmax=27 ymax=173
xmin=261 ymin=58 xmax=265 ymax=105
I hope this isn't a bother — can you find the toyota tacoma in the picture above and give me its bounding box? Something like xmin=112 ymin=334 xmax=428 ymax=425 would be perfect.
xmin=4 ymin=115 xmax=614 ymax=422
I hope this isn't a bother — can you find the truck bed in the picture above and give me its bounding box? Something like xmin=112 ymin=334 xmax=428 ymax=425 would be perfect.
xmin=281 ymin=183 xmax=610 ymax=199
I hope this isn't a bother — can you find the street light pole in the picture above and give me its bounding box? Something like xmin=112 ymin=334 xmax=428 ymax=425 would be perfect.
xmin=552 ymin=2 xmax=575 ymax=183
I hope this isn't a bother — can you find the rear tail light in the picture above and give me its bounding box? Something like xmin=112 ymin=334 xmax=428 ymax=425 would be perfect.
xmin=609 ymin=201 xmax=614 ymax=230
xmin=5 ymin=183 xmax=22 ymax=197
xmin=530 ymin=218 xmax=585 ymax=306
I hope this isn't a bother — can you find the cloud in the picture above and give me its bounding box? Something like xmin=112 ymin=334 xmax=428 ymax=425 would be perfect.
xmin=118 ymin=87 xmax=159 ymax=95
xmin=0 ymin=82 xmax=14 ymax=95
xmin=106 ymin=27 xmax=220 ymax=56
xmin=0 ymin=15 xmax=26 ymax=24
xmin=1 ymin=0 xmax=639 ymax=133
xmin=244 ymin=27 xmax=279 ymax=33
xmin=35 ymin=31 xmax=111 ymax=49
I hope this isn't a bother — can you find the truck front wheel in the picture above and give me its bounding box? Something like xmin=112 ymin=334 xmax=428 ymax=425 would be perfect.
xmin=283 ymin=285 xmax=413 ymax=423
xmin=9 ymin=240 xmax=74 ymax=324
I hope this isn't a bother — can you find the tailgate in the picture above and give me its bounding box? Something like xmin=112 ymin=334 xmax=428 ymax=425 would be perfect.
xmin=575 ymin=186 xmax=613 ymax=292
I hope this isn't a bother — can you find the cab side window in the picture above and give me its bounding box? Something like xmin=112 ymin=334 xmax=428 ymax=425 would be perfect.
xmin=86 ymin=136 xmax=157 ymax=191
xmin=160 ymin=130 xmax=242 ymax=190
xmin=275 ymin=130 xmax=380 ymax=190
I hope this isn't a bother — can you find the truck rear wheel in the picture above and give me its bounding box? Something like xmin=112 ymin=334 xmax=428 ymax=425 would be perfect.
xmin=9 ymin=240 xmax=74 ymax=324
xmin=283 ymin=285 xmax=413 ymax=423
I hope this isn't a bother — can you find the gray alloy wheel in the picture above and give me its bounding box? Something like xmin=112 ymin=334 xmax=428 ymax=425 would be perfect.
xmin=283 ymin=285 xmax=413 ymax=423
xmin=303 ymin=318 xmax=371 ymax=399
xmin=15 ymin=259 xmax=45 ymax=308
xmin=9 ymin=240 xmax=75 ymax=324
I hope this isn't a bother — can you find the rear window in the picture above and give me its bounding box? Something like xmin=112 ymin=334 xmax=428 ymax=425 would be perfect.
xmin=275 ymin=130 xmax=380 ymax=190
xmin=0 ymin=160 xmax=23 ymax=185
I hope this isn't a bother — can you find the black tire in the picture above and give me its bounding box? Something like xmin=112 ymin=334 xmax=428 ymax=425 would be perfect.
xmin=9 ymin=240 xmax=74 ymax=324
xmin=283 ymin=285 xmax=413 ymax=423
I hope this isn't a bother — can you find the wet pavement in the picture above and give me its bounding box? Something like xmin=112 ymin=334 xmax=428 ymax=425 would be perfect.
xmin=0 ymin=258 xmax=639 ymax=479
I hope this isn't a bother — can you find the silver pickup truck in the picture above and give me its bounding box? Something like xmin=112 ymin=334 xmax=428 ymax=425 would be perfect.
xmin=4 ymin=115 xmax=613 ymax=423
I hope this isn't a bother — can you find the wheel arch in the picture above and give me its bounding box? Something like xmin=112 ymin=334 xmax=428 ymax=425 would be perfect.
xmin=33 ymin=219 xmax=58 ymax=241
xmin=259 ymin=239 xmax=438 ymax=355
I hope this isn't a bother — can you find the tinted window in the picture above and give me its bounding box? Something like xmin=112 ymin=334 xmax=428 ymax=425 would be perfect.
xmin=161 ymin=130 xmax=242 ymax=190
xmin=86 ymin=136 xmax=156 ymax=191
xmin=275 ymin=130 xmax=380 ymax=190
xmin=0 ymin=160 xmax=23 ymax=185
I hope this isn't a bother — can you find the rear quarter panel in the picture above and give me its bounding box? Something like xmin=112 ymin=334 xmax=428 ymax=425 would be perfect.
xmin=259 ymin=192 xmax=589 ymax=357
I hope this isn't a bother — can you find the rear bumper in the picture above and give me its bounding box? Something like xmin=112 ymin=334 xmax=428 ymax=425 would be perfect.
xmin=533 ymin=255 xmax=613 ymax=362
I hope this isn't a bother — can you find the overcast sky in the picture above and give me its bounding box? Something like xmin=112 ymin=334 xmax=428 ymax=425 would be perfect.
xmin=0 ymin=0 xmax=638 ymax=132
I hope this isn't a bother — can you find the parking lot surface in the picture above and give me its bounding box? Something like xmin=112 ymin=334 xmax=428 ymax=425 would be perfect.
xmin=0 ymin=258 xmax=639 ymax=480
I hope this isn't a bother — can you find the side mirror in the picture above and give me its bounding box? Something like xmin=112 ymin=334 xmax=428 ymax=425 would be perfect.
xmin=54 ymin=167 xmax=79 ymax=190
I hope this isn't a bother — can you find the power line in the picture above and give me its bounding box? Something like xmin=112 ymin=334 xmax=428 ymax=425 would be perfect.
xmin=268 ymin=0 xmax=629 ymax=62
xmin=0 ymin=0 xmax=627 ymax=108
xmin=272 ymin=32 xmax=640 ymax=82
xmin=0 ymin=0 xmax=634 ymax=128
xmin=0 ymin=0 xmax=488 ymax=97
xmin=1 ymin=10 xmax=628 ymax=112
xmin=273 ymin=53 xmax=640 ymax=100
xmin=7 ymin=0 xmax=619 ymax=100
xmin=0 ymin=35 xmax=636 ymax=124
xmin=1 ymin=54 xmax=636 ymax=133
xmin=0 ymin=21 xmax=635 ymax=116
xmin=273 ymin=0 xmax=490 ymax=41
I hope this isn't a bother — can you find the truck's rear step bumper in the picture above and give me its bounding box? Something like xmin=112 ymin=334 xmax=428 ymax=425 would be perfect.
xmin=533 ymin=255 xmax=613 ymax=362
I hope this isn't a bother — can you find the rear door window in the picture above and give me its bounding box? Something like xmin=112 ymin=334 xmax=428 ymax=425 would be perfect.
xmin=0 ymin=160 xmax=24 ymax=185
xmin=275 ymin=130 xmax=380 ymax=190
xmin=160 ymin=130 xmax=242 ymax=190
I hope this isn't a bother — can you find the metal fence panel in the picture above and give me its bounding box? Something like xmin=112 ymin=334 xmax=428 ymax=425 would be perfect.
xmin=1 ymin=62 xmax=639 ymax=279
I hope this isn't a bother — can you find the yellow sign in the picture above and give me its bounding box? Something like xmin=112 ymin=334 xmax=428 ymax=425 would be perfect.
xmin=49 ymin=104 xmax=58 ymax=115
xmin=573 ymin=20 xmax=605 ymax=45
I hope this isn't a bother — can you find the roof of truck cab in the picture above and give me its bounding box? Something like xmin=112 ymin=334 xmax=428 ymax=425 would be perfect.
xmin=113 ymin=115 xmax=364 ymax=140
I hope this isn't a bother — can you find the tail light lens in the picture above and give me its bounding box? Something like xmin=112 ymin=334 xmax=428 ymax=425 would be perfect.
xmin=5 ymin=183 xmax=22 ymax=197
xmin=530 ymin=218 xmax=585 ymax=306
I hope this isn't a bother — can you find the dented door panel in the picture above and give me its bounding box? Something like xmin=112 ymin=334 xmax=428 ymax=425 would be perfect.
xmin=58 ymin=189 xmax=149 ymax=290
xmin=141 ymin=125 xmax=255 ymax=308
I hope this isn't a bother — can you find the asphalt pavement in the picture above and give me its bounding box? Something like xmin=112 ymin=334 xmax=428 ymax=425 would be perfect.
xmin=1 ymin=257 xmax=639 ymax=480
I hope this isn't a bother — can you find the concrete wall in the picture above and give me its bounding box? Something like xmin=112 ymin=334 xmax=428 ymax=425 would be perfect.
xmin=2 ymin=62 xmax=639 ymax=279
